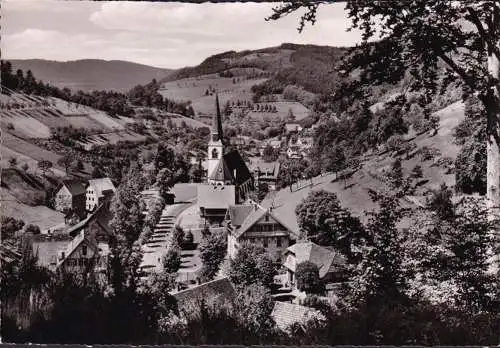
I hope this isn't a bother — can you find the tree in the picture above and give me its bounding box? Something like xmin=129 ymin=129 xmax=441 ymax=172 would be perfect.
xmin=228 ymin=243 xmax=278 ymax=288
xmin=352 ymin=191 xmax=407 ymax=305
xmin=427 ymin=183 xmax=455 ymax=222
xmin=411 ymin=165 xmax=423 ymax=179
xmin=199 ymin=229 xmax=227 ymax=281
xmin=8 ymin=157 xmax=17 ymax=167
xmin=262 ymin=144 xmax=278 ymax=162
xmin=162 ymin=246 xmax=181 ymax=274
xmin=267 ymin=0 xmax=500 ymax=235
xmin=295 ymin=190 xmax=365 ymax=258
xmin=37 ymin=160 xmax=53 ymax=176
xmin=233 ymin=284 xmax=276 ymax=342
xmin=172 ymin=225 xmax=185 ymax=247
xmin=25 ymin=224 xmax=41 ymax=234
xmin=57 ymin=155 xmax=73 ymax=175
xmin=295 ymin=261 xmax=324 ymax=294
xmin=387 ymin=158 xmax=404 ymax=189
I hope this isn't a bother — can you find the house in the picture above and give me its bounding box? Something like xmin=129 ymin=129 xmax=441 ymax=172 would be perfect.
xmin=54 ymin=179 xmax=87 ymax=218
xmin=285 ymin=123 xmax=303 ymax=134
xmin=225 ymin=202 xmax=299 ymax=261
xmin=287 ymin=146 xmax=302 ymax=159
xmin=172 ymin=277 xmax=236 ymax=313
xmin=252 ymin=161 xmax=281 ymax=190
xmin=67 ymin=200 xmax=113 ymax=241
xmin=271 ymin=301 xmax=325 ymax=332
xmin=86 ymin=177 xmax=116 ymax=212
xmin=259 ymin=139 xmax=283 ymax=156
xmin=56 ymin=230 xmax=110 ymax=275
xmin=32 ymin=203 xmax=112 ymax=274
xmin=283 ymin=242 xmax=347 ymax=288
xmin=198 ymin=184 xmax=236 ymax=225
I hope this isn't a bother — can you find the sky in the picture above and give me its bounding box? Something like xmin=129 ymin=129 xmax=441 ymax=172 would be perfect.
xmin=2 ymin=1 xmax=364 ymax=69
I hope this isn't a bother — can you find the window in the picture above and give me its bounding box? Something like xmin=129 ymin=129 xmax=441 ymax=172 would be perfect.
xmin=82 ymin=245 xmax=87 ymax=256
xmin=277 ymin=237 xmax=282 ymax=247
xmin=265 ymin=214 xmax=269 ymax=222
xmin=263 ymin=238 xmax=268 ymax=248
xmin=211 ymin=148 xmax=219 ymax=159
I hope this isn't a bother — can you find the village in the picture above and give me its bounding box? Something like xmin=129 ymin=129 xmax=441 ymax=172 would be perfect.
xmin=2 ymin=94 xmax=339 ymax=331
xmin=2 ymin=0 xmax=500 ymax=345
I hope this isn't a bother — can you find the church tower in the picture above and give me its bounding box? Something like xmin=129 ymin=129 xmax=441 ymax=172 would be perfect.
xmin=207 ymin=94 xmax=224 ymax=178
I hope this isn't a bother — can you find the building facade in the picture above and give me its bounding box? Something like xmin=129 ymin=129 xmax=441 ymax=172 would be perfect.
xmin=225 ymin=202 xmax=298 ymax=261
xmin=54 ymin=179 xmax=87 ymax=218
xmin=86 ymin=177 xmax=116 ymax=212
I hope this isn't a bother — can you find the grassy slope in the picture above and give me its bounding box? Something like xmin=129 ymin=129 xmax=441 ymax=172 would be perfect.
xmin=262 ymin=100 xmax=466 ymax=233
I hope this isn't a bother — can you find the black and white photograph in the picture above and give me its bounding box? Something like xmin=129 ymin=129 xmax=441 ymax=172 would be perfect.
xmin=1 ymin=0 xmax=500 ymax=345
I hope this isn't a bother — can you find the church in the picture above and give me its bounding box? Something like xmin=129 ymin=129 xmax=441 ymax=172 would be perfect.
xmin=197 ymin=94 xmax=254 ymax=225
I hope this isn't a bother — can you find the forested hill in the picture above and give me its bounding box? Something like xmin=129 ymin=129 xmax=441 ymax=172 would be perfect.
xmin=10 ymin=59 xmax=173 ymax=92
xmin=161 ymin=43 xmax=347 ymax=95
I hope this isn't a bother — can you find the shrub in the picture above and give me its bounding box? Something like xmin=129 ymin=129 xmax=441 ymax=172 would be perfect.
xmin=25 ymin=224 xmax=41 ymax=234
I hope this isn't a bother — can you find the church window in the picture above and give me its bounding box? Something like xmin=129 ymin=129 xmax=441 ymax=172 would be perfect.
xmin=212 ymin=148 xmax=219 ymax=159
xmin=212 ymin=134 xmax=219 ymax=142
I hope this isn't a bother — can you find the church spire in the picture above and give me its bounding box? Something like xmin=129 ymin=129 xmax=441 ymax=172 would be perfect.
xmin=212 ymin=93 xmax=224 ymax=143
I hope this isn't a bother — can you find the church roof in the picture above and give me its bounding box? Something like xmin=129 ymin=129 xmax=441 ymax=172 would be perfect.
xmin=208 ymin=150 xmax=253 ymax=187
xmin=212 ymin=93 xmax=224 ymax=142
xmin=208 ymin=156 xmax=234 ymax=182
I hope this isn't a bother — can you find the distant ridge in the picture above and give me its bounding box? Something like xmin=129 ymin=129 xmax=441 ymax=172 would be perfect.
xmin=9 ymin=59 xmax=174 ymax=92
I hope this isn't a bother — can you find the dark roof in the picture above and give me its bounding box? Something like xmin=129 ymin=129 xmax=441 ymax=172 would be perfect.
xmin=208 ymin=157 xmax=234 ymax=182
xmin=197 ymin=184 xmax=235 ymax=209
xmin=212 ymin=94 xmax=224 ymax=143
xmin=67 ymin=199 xmax=112 ymax=238
xmin=173 ymin=277 xmax=236 ymax=310
xmin=61 ymin=179 xmax=87 ymax=196
xmin=227 ymin=204 xmax=254 ymax=227
xmin=221 ymin=149 xmax=253 ymax=186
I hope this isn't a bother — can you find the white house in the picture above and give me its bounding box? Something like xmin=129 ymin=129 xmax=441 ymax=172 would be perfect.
xmin=86 ymin=178 xmax=115 ymax=212
xmin=225 ymin=202 xmax=299 ymax=261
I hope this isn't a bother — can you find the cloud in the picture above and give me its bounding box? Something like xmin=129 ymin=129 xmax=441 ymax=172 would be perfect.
xmin=3 ymin=2 xmax=364 ymax=68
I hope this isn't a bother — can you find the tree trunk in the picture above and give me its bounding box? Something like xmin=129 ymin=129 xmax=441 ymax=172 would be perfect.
xmin=487 ymin=43 xmax=500 ymax=226
xmin=486 ymin=42 xmax=500 ymax=270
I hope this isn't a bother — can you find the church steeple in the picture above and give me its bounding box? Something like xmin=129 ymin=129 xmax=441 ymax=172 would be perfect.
xmin=212 ymin=93 xmax=224 ymax=144
xmin=207 ymin=94 xmax=225 ymax=179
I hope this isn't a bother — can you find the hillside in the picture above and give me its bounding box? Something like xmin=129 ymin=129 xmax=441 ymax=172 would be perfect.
xmin=157 ymin=43 xmax=348 ymax=123
xmin=10 ymin=59 xmax=173 ymax=92
xmin=262 ymin=100 xmax=466 ymax=232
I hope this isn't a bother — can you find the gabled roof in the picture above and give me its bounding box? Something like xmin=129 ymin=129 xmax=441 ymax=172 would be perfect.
xmin=87 ymin=178 xmax=115 ymax=198
xmin=231 ymin=203 xmax=298 ymax=239
xmin=197 ymin=184 xmax=235 ymax=209
xmin=67 ymin=200 xmax=112 ymax=238
xmin=32 ymin=238 xmax=72 ymax=270
xmin=173 ymin=277 xmax=236 ymax=309
xmin=283 ymin=242 xmax=346 ymax=278
xmin=227 ymin=204 xmax=255 ymax=227
xmin=221 ymin=149 xmax=253 ymax=186
xmin=208 ymin=157 xmax=234 ymax=182
xmin=57 ymin=230 xmax=99 ymax=269
xmin=272 ymin=302 xmax=325 ymax=332
xmin=60 ymin=179 xmax=87 ymax=196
